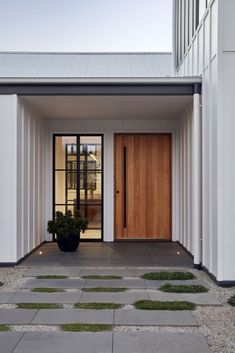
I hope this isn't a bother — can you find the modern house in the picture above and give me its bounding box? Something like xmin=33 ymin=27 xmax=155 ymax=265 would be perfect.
xmin=0 ymin=0 xmax=234 ymax=285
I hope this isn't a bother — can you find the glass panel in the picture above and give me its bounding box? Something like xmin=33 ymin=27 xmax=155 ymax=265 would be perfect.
xmin=80 ymin=205 xmax=102 ymax=229
xmin=80 ymin=136 xmax=102 ymax=170
xmin=54 ymin=135 xmax=102 ymax=241
xmin=55 ymin=171 xmax=66 ymax=205
xmin=80 ymin=229 xmax=102 ymax=240
xmin=55 ymin=136 xmax=77 ymax=170
xmin=79 ymin=171 xmax=102 ymax=201
xmin=55 ymin=205 xmax=66 ymax=214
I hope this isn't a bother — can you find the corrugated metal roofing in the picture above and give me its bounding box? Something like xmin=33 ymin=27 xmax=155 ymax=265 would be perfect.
xmin=0 ymin=52 xmax=172 ymax=78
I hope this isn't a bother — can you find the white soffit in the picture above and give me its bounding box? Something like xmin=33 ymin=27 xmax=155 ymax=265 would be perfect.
xmin=21 ymin=95 xmax=192 ymax=120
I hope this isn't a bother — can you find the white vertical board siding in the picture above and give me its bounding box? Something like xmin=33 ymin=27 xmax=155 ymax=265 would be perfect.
xmin=178 ymin=107 xmax=193 ymax=256
xmin=178 ymin=0 xmax=222 ymax=278
xmin=0 ymin=95 xmax=17 ymax=262
xmin=216 ymin=0 xmax=235 ymax=281
xmin=218 ymin=54 xmax=235 ymax=281
xmin=44 ymin=119 xmax=180 ymax=243
xmin=17 ymin=98 xmax=45 ymax=261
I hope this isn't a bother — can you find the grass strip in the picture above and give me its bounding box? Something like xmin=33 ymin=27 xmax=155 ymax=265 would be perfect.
xmin=160 ymin=283 xmax=208 ymax=293
xmin=31 ymin=288 xmax=65 ymax=293
xmin=74 ymin=302 xmax=122 ymax=309
xmin=82 ymin=275 xmax=122 ymax=280
xmin=60 ymin=323 xmax=112 ymax=332
xmin=134 ymin=300 xmax=196 ymax=311
xmin=228 ymin=295 xmax=235 ymax=307
xmin=36 ymin=275 xmax=68 ymax=279
xmin=16 ymin=303 xmax=63 ymax=309
xmin=0 ymin=325 xmax=10 ymax=332
xmin=141 ymin=271 xmax=196 ymax=281
xmin=82 ymin=287 xmax=127 ymax=293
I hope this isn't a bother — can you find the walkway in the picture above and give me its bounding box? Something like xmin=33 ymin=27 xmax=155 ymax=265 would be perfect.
xmin=0 ymin=267 xmax=219 ymax=352
xmin=19 ymin=242 xmax=193 ymax=267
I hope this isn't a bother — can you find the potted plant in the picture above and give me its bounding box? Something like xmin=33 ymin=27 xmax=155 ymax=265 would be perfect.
xmin=47 ymin=210 xmax=88 ymax=252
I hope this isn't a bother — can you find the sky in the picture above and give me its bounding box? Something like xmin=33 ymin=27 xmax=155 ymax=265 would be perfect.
xmin=0 ymin=0 xmax=172 ymax=52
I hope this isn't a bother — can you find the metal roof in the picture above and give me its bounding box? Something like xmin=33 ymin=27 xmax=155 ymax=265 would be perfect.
xmin=0 ymin=52 xmax=172 ymax=79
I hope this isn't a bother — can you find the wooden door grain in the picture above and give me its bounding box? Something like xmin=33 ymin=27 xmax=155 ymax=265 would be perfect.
xmin=114 ymin=134 xmax=172 ymax=240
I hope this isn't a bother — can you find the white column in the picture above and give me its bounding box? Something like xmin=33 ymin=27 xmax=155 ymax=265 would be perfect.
xmin=0 ymin=95 xmax=17 ymax=263
xmin=192 ymin=85 xmax=202 ymax=266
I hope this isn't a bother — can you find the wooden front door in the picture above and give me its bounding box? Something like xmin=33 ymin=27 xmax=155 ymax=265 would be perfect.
xmin=114 ymin=134 xmax=172 ymax=240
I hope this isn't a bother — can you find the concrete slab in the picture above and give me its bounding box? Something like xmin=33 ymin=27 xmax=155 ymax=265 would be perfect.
xmin=0 ymin=332 xmax=23 ymax=353
xmin=21 ymin=278 xmax=86 ymax=289
xmin=113 ymin=332 xmax=211 ymax=353
xmin=84 ymin=279 xmax=146 ymax=289
xmin=80 ymin=291 xmax=149 ymax=304
xmin=145 ymin=279 xmax=209 ymax=289
xmin=13 ymin=332 xmax=112 ymax=353
xmin=0 ymin=309 xmax=37 ymax=324
xmin=0 ymin=292 xmax=16 ymax=303
xmin=148 ymin=292 xmax=221 ymax=305
xmin=79 ymin=268 xmax=135 ymax=277
xmin=32 ymin=309 xmax=114 ymax=325
xmin=114 ymin=309 xmax=197 ymax=326
xmin=9 ymin=292 xmax=82 ymax=304
xmin=24 ymin=268 xmax=81 ymax=277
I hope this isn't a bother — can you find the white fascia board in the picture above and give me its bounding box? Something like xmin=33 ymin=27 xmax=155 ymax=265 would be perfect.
xmin=0 ymin=77 xmax=202 ymax=85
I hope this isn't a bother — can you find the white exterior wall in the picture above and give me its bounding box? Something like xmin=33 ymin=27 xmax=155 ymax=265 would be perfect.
xmin=0 ymin=96 xmax=45 ymax=263
xmin=176 ymin=0 xmax=219 ymax=277
xmin=0 ymin=95 xmax=18 ymax=262
xmin=176 ymin=0 xmax=219 ymax=276
xmin=175 ymin=0 xmax=235 ymax=281
xmin=216 ymin=0 xmax=235 ymax=281
xmin=44 ymin=118 xmax=180 ymax=243
xmin=16 ymin=98 xmax=45 ymax=261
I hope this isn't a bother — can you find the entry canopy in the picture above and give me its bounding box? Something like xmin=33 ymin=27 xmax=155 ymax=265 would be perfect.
xmin=0 ymin=51 xmax=201 ymax=96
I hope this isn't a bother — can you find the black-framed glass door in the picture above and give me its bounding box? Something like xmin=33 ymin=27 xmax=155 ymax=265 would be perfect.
xmin=53 ymin=135 xmax=103 ymax=241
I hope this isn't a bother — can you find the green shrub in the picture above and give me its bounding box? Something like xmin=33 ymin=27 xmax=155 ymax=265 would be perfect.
xmin=160 ymin=283 xmax=208 ymax=293
xmin=141 ymin=271 xmax=196 ymax=280
xmin=228 ymin=295 xmax=235 ymax=307
xmin=60 ymin=324 xmax=112 ymax=332
xmin=134 ymin=300 xmax=196 ymax=310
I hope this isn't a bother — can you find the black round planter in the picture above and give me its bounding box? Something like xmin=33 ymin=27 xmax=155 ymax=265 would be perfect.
xmin=57 ymin=234 xmax=80 ymax=252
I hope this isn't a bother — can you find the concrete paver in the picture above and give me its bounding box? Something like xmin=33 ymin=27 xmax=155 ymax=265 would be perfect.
xmin=113 ymin=332 xmax=211 ymax=353
xmin=9 ymin=292 xmax=82 ymax=304
xmin=0 ymin=309 xmax=38 ymax=324
xmin=32 ymin=309 xmax=114 ymax=325
xmin=21 ymin=278 xmax=86 ymax=289
xmin=84 ymin=279 xmax=146 ymax=289
xmin=79 ymin=268 xmax=135 ymax=277
xmin=0 ymin=292 xmax=16 ymax=304
xmin=12 ymin=332 xmax=113 ymax=353
xmin=0 ymin=332 xmax=23 ymax=353
xmin=24 ymin=268 xmax=81 ymax=277
xmin=79 ymin=291 xmax=149 ymax=304
xmin=114 ymin=309 xmax=197 ymax=326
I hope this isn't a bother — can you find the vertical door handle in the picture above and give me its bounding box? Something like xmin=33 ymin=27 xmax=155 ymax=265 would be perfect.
xmin=123 ymin=146 xmax=127 ymax=228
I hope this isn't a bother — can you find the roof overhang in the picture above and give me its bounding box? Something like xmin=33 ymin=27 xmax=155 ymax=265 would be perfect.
xmin=0 ymin=77 xmax=202 ymax=96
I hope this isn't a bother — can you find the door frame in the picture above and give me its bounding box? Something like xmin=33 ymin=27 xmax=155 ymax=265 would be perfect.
xmin=52 ymin=133 xmax=104 ymax=242
xmin=114 ymin=133 xmax=172 ymax=241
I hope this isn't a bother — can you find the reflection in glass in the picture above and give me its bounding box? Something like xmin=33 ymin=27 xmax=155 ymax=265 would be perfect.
xmin=54 ymin=135 xmax=102 ymax=240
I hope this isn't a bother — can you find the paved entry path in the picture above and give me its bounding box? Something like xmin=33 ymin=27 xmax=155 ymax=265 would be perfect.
xmin=19 ymin=242 xmax=194 ymax=267
xmin=0 ymin=267 xmax=220 ymax=353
